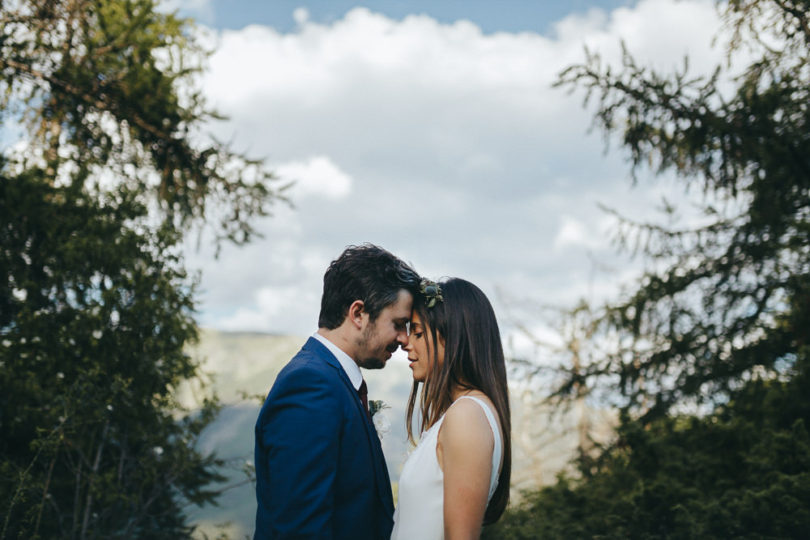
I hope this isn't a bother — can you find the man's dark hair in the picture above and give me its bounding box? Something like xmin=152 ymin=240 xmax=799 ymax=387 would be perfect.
xmin=318 ymin=244 xmax=420 ymax=329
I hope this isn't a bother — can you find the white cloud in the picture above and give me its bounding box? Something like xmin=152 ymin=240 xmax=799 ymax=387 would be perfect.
xmin=216 ymin=284 xmax=320 ymax=333
xmin=552 ymin=0 xmax=722 ymax=73
xmin=187 ymin=0 xmax=728 ymax=336
xmin=553 ymin=216 xmax=598 ymax=250
xmin=275 ymin=156 xmax=353 ymax=199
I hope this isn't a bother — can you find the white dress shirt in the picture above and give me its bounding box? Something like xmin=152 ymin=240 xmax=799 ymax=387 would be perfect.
xmin=312 ymin=332 xmax=363 ymax=391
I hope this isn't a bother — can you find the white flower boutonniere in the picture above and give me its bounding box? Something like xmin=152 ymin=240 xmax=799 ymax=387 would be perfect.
xmin=369 ymin=399 xmax=391 ymax=438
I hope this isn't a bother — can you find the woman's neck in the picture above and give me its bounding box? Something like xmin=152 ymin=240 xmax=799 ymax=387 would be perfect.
xmin=450 ymin=384 xmax=480 ymax=401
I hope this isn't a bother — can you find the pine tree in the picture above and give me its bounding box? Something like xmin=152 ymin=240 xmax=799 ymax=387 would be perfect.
xmin=553 ymin=0 xmax=810 ymax=421
xmin=486 ymin=1 xmax=810 ymax=536
xmin=0 ymin=1 xmax=284 ymax=537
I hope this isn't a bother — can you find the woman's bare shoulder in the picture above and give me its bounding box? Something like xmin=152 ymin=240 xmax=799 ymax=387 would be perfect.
xmin=441 ymin=395 xmax=495 ymax=444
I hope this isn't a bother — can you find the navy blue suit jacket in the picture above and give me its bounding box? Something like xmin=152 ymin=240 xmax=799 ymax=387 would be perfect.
xmin=254 ymin=337 xmax=394 ymax=539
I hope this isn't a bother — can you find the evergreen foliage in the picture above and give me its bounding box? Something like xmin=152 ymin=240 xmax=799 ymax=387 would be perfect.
xmin=485 ymin=368 xmax=810 ymax=539
xmin=552 ymin=0 xmax=810 ymax=420
xmin=1 ymin=168 xmax=223 ymax=538
xmin=0 ymin=0 xmax=284 ymax=245
xmin=1 ymin=1 xmax=282 ymax=537
xmin=491 ymin=0 xmax=809 ymax=537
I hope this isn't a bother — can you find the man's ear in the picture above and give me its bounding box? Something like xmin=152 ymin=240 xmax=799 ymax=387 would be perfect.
xmin=347 ymin=300 xmax=365 ymax=330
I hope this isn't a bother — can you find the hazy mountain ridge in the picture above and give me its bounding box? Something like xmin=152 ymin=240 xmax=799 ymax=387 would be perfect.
xmin=185 ymin=330 xmax=615 ymax=539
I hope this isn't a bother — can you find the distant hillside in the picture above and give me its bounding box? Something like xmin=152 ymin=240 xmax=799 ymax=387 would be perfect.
xmin=184 ymin=330 xmax=615 ymax=539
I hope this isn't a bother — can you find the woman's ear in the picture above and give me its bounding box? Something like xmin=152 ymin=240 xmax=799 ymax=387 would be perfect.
xmin=347 ymin=300 xmax=365 ymax=330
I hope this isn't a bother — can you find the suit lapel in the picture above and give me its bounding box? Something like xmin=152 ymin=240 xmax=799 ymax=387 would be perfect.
xmin=303 ymin=338 xmax=395 ymax=517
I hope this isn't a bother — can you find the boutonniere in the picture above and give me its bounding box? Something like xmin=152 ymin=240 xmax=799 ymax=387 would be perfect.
xmin=369 ymin=399 xmax=391 ymax=438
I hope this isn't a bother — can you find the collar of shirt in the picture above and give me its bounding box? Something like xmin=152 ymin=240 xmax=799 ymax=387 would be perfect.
xmin=312 ymin=332 xmax=363 ymax=391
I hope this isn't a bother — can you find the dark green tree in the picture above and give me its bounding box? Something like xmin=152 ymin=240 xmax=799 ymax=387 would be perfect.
xmin=552 ymin=0 xmax=809 ymax=421
xmin=488 ymin=0 xmax=809 ymax=537
xmin=1 ymin=167 xmax=223 ymax=538
xmin=1 ymin=0 xmax=284 ymax=537
xmin=485 ymin=370 xmax=810 ymax=539
xmin=1 ymin=0 xmax=283 ymax=245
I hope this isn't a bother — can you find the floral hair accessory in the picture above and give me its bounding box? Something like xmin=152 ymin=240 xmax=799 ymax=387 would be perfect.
xmin=419 ymin=278 xmax=443 ymax=308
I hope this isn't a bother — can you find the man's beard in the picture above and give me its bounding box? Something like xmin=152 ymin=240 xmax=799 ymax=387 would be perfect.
xmin=356 ymin=322 xmax=398 ymax=370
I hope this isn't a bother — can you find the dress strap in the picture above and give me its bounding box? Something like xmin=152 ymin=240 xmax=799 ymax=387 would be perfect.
xmin=453 ymin=395 xmax=502 ymax=499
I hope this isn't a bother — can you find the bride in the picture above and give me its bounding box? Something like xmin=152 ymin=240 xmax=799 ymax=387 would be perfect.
xmin=391 ymin=278 xmax=511 ymax=539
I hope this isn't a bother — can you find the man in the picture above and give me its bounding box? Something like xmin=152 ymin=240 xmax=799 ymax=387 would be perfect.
xmin=254 ymin=244 xmax=420 ymax=539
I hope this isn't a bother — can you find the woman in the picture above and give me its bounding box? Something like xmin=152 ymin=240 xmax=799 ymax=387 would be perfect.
xmin=391 ymin=278 xmax=511 ymax=540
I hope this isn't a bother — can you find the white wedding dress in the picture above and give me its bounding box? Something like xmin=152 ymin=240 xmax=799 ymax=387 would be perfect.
xmin=390 ymin=396 xmax=502 ymax=540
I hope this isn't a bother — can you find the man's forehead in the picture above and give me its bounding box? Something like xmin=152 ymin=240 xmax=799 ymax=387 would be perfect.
xmin=386 ymin=290 xmax=413 ymax=314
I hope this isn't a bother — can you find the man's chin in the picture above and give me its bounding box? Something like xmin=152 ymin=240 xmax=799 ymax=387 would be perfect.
xmin=358 ymin=356 xmax=387 ymax=370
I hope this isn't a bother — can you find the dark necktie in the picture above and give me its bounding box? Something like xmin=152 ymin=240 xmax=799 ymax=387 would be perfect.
xmin=358 ymin=380 xmax=371 ymax=421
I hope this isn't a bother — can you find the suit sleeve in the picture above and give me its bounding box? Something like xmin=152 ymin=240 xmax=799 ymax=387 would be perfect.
xmin=256 ymin=364 xmax=342 ymax=539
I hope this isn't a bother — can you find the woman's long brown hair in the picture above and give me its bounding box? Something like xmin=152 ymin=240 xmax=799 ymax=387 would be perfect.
xmin=405 ymin=277 xmax=512 ymax=524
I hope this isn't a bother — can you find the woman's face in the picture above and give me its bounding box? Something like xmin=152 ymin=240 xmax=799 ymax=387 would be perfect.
xmin=404 ymin=311 xmax=444 ymax=382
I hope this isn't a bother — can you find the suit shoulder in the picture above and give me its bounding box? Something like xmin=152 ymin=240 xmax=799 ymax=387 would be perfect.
xmin=279 ymin=347 xmax=330 ymax=377
xmin=271 ymin=347 xmax=340 ymax=394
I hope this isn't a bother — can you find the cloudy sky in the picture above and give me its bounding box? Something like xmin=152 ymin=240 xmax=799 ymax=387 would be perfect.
xmin=171 ymin=0 xmax=727 ymax=357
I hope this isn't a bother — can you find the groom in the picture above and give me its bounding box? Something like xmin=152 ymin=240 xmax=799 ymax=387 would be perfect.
xmin=254 ymin=244 xmax=420 ymax=539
